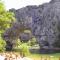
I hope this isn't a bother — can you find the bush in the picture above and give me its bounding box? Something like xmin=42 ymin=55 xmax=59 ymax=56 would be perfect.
xmin=13 ymin=39 xmax=22 ymax=52
xmin=28 ymin=37 xmax=37 ymax=46
xmin=19 ymin=43 xmax=30 ymax=56
xmin=13 ymin=39 xmax=30 ymax=56
xmin=0 ymin=37 xmax=6 ymax=52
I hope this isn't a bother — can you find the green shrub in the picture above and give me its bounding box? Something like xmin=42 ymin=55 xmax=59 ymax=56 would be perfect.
xmin=0 ymin=37 xmax=6 ymax=52
xmin=13 ymin=39 xmax=30 ymax=56
xmin=19 ymin=43 xmax=30 ymax=56
xmin=13 ymin=39 xmax=22 ymax=52
xmin=28 ymin=37 xmax=37 ymax=46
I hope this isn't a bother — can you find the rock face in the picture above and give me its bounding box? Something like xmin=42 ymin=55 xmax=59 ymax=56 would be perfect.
xmin=4 ymin=0 xmax=60 ymax=52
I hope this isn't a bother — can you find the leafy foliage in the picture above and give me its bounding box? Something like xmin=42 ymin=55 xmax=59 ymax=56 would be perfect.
xmin=0 ymin=0 xmax=15 ymax=33
xmin=0 ymin=37 xmax=6 ymax=52
xmin=19 ymin=43 xmax=30 ymax=56
xmin=0 ymin=1 xmax=5 ymax=13
xmin=28 ymin=37 xmax=37 ymax=46
xmin=0 ymin=0 xmax=15 ymax=51
xmin=13 ymin=39 xmax=30 ymax=56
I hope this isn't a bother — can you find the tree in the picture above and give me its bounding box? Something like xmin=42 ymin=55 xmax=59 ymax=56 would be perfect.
xmin=0 ymin=0 xmax=15 ymax=51
xmin=0 ymin=0 xmax=15 ymax=35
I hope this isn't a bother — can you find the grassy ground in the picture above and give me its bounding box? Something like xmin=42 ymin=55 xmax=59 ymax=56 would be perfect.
xmin=28 ymin=46 xmax=60 ymax=60
xmin=28 ymin=53 xmax=60 ymax=60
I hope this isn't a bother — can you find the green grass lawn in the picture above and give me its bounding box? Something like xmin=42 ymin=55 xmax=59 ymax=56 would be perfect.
xmin=28 ymin=53 xmax=60 ymax=60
